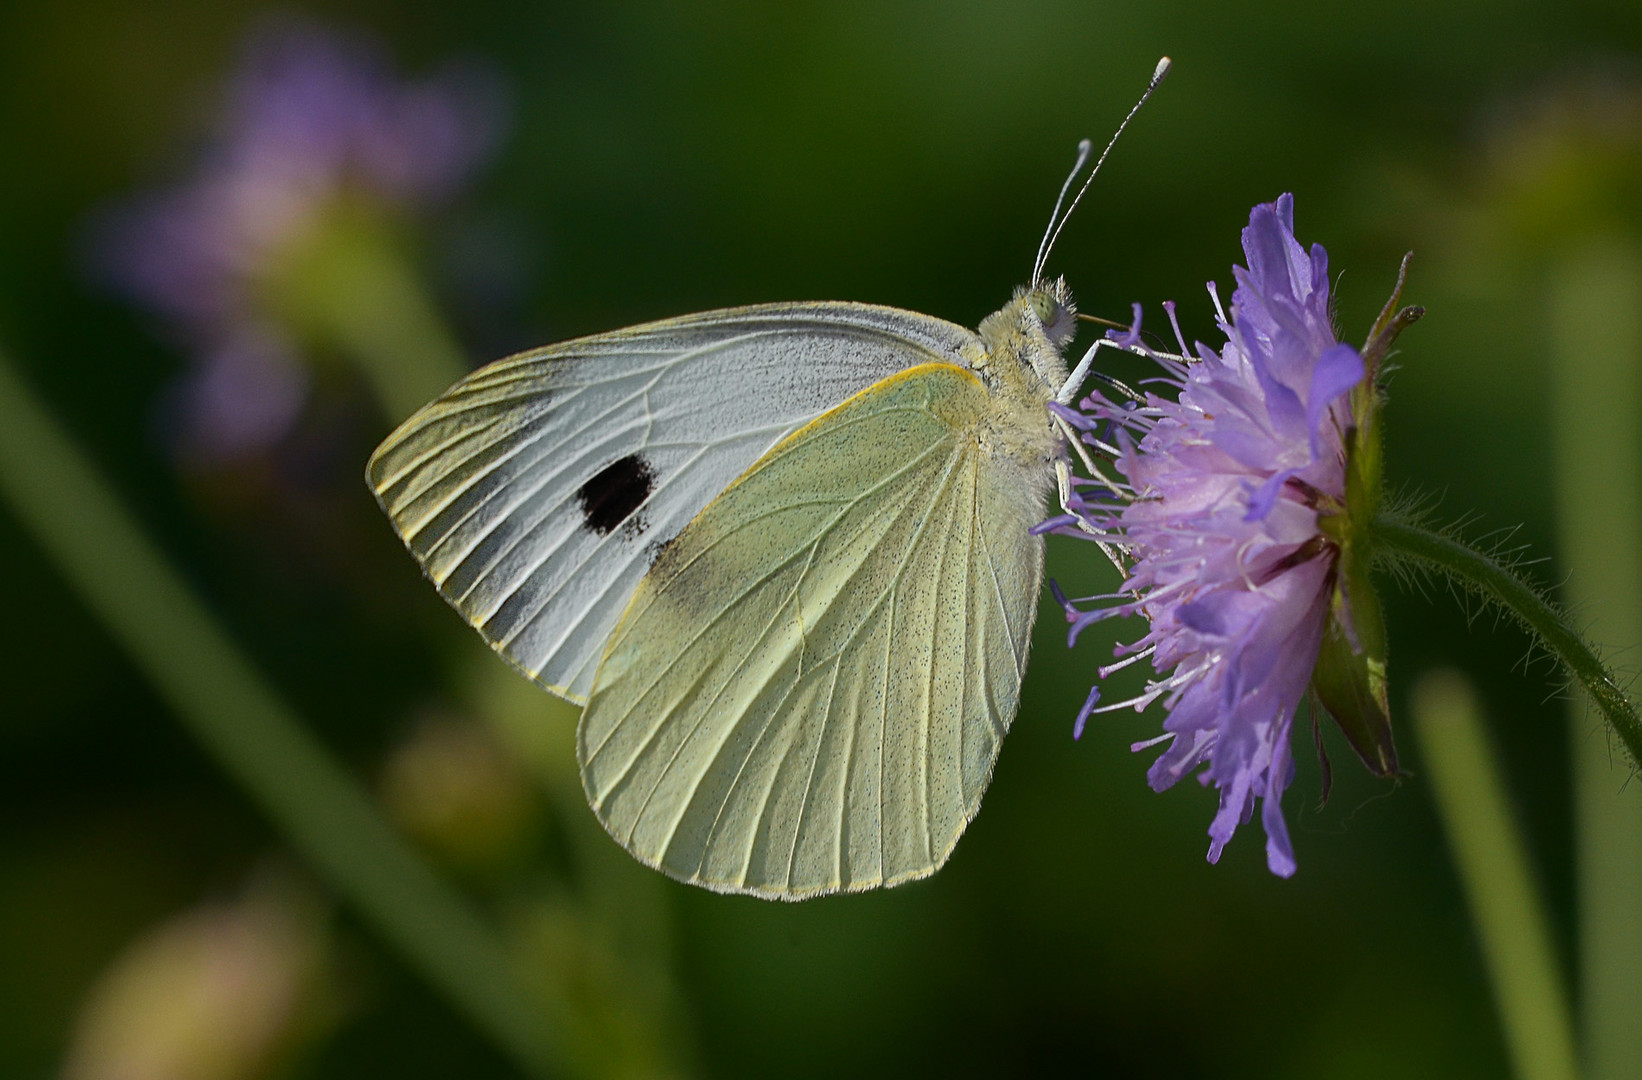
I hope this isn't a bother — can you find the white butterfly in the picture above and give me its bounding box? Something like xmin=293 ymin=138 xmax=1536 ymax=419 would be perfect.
xmin=368 ymin=59 xmax=1169 ymax=900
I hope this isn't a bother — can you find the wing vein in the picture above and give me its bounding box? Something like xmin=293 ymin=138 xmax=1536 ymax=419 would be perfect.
xmin=958 ymin=460 xmax=978 ymax=805
xmin=977 ymin=504 xmax=1024 ymax=683
xmin=784 ymin=657 xmax=845 ymax=891
xmin=397 ymin=381 xmax=598 ymax=540
xmin=918 ymin=479 xmax=954 ymax=864
xmin=685 ymin=540 xmax=827 ymax=878
xmin=870 ymin=440 xmax=969 ymax=879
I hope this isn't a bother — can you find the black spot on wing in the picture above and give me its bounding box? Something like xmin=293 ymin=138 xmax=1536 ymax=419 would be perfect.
xmin=577 ymin=454 xmax=654 ymax=535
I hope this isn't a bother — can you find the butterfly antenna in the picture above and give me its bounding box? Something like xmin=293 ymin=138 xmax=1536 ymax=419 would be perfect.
xmin=1032 ymin=138 xmax=1093 ymax=287
xmin=1031 ymin=55 xmax=1172 ymax=285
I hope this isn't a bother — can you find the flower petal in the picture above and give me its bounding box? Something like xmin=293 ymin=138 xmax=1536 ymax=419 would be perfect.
xmin=1305 ymin=343 xmax=1365 ymax=458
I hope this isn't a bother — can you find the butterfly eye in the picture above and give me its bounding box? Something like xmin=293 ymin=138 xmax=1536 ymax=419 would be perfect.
xmin=1029 ymin=290 xmax=1077 ymax=348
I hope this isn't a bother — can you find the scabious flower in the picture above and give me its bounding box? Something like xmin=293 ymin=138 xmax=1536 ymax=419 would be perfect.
xmin=1050 ymin=194 xmax=1399 ymax=877
xmin=86 ymin=17 xmax=505 ymax=461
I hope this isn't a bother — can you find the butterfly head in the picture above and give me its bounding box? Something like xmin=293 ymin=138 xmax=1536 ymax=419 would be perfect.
xmin=1024 ymin=277 xmax=1078 ymax=350
xmin=976 ymin=277 xmax=1077 ymax=401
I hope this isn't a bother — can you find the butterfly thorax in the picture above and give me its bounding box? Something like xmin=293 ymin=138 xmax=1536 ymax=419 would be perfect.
xmin=969 ymin=278 xmax=1075 ymax=475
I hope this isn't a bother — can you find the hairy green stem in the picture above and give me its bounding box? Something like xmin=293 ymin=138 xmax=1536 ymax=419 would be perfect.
xmin=1370 ymin=517 xmax=1642 ymax=769
xmin=0 ymin=347 xmax=559 ymax=1079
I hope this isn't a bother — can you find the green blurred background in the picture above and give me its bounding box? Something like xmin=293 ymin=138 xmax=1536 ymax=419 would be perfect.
xmin=3 ymin=1 xmax=1641 ymax=1078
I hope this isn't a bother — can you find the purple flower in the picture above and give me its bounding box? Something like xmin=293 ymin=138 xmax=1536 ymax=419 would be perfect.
xmin=86 ymin=17 xmax=505 ymax=461
xmin=1055 ymin=195 xmax=1367 ymax=877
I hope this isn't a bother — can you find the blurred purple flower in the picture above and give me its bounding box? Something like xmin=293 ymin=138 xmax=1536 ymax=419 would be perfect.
xmin=1051 ymin=195 xmax=1364 ymax=877
xmin=87 ymin=16 xmax=506 ymax=461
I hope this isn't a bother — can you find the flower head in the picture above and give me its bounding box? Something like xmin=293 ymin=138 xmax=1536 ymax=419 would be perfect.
xmin=1053 ymin=195 xmax=1391 ymax=877
xmin=87 ymin=17 xmax=505 ymax=460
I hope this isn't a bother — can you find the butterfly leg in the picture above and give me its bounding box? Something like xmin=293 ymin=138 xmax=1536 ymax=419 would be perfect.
xmin=1052 ymin=329 xmax=1189 ymax=490
xmin=1049 ymin=323 xmax=1192 ymax=576
xmin=1053 ymin=336 xmax=1153 ymax=573
xmin=1053 ymin=455 xmax=1126 ymax=572
xmin=1056 ymin=336 xmax=1147 ymax=406
xmin=1050 ymin=346 xmax=1126 ymax=500
xmin=1051 ymin=412 xmax=1117 ymax=497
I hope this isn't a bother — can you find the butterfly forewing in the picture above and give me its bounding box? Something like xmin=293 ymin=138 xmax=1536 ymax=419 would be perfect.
xmin=367 ymin=303 xmax=983 ymax=703
xmin=580 ymin=363 xmax=1043 ymax=899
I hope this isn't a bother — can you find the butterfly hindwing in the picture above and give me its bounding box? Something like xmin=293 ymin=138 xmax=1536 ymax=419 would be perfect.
xmin=579 ymin=363 xmax=1044 ymax=899
xmin=367 ymin=303 xmax=983 ymax=703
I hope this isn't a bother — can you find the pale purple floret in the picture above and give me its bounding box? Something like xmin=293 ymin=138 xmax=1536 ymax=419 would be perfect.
xmin=1056 ymin=195 xmax=1363 ymax=877
xmin=86 ymin=17 xmax=504 ymax=460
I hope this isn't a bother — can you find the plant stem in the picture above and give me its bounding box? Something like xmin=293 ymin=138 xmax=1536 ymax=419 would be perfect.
xmin=1549 ymin=238 xmax=1642 ymax=1080
xmin=0 ymin=347 xmax=559 ymax=1079
xmin=1370 ymin=517 xmax=1642 ymax=771
xmin=302 ymin=225 xmax=468 ymax=422
xmin=1412 ymin=669 xmax=1580 ymax=1080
